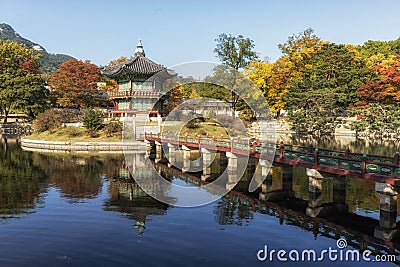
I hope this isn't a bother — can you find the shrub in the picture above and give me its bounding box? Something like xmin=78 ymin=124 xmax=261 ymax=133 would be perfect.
xmin=33 ymin=108 xmax=81 ymax=133
xmin=186 ymin=119 xmax=199 ymax=129
xmin=65 ymin=126 xmax=82 ymax=137
xmin=82 ymin=108 xmax=102 ymax=137
xmin=199 ymin=129 xmax=207 ymax=135
xmin=104 ymin=121 xmax=122 ymax=137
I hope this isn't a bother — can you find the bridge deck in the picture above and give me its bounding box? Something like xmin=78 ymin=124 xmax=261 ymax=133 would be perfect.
xmin=144 ymin=133 xmax=400 ymax=185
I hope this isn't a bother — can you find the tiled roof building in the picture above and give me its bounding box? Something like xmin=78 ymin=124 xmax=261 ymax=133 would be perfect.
xmin=102 ymin=39 xmax=176 ymax=119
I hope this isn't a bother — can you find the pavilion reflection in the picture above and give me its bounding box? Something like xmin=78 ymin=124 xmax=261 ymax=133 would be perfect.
xmin=103 ymin=155 xmax=175 ymax=236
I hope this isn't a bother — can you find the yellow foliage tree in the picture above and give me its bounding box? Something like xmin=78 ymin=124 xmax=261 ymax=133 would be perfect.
xmin=107 ymin=56 xmax=128 ymax=66
xmin=245 ymin=58 xmax=292 ymax=118
xmin=189 ymin=88 xmax=200 ymax=98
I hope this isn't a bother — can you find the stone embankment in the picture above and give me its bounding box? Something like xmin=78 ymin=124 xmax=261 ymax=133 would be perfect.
xmin=21 ymin=138 xmax=145 ymax=153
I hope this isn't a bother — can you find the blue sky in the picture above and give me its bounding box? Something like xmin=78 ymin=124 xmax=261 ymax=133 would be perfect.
xmin=1 ymin=0 xmax=399 ymax=67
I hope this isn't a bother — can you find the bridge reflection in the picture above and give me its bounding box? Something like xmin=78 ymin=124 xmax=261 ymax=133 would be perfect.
xmin=130 ymin=156 xmax=400 ymax=264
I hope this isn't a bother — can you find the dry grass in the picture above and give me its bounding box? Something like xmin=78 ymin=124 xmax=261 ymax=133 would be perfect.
xmin=162 ymin=123 xmax=229 ymax=137
xmin=25 ymin=126 xmax=122 ymax=142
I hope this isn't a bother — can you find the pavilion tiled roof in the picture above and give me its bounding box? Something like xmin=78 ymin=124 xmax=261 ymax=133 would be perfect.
xmin=102 ymin=39 xmax=176 ymax=80
xmin=102 ymin=55 xmax=167 ymax=77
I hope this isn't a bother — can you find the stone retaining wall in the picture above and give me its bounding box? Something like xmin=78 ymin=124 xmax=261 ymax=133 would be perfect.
xmin=21 ymin=138 xmax=145 ymax=154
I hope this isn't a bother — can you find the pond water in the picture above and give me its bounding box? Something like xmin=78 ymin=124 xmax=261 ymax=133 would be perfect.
xmin=0 ymin=138 xmax=399 ymax=267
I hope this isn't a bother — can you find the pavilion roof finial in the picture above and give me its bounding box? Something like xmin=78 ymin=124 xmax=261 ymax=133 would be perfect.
xmin=134 ymin=38 xmax=145 ymax=57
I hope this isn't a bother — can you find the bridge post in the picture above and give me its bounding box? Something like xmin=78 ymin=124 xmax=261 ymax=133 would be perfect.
xmin=259 ymin=159 xmax=271 ymax=178
xmin=345 ymin=147 xmax=351 ymax=158
xmin=167 ymin=143 xmax=177 ymax=168
xmin=259 ymin=166 xmax=294 ymax=202
xmin=307 ymin=168 xmax=323 ymax=193
xmin=279 ymin=142 xmax=284 ymax=159
xmin=374 ymin=182 xmax=399 ymax=241
xmin=394 ymin=152 xmax=399 ymax=165
xmin=155 ymin=141 xmax=163 ymax=163
xmin=181 ymin=145 xmax=191 ymax=173
xmin=201 ymin=147 xmax=213 ymax=181
xmin=225 ymin=152 xmax=238 ymax=190
xmin=226 ymin=152 xmax=238 ymax=170
xmin=259 ymin=169 xmax=273 ymax=201
xmin=308 ymin=143 xmax=313 ymax=153
xmin=361 ymin=154 xmax=368 ymax=174
xmin=144 ymin=140 xmax=153 ymax=156
xmin=333 ymin=175 xmax=348 ymax=212
xmin=226 ymin=167 xmax=239 ymax=191
xmin=313 ymin=149 xmax=319 ymax=166
xmin=306 ymin=190 xmax=323 ymax=218
xmin=306 ymin=168 xmax=324 ymax=217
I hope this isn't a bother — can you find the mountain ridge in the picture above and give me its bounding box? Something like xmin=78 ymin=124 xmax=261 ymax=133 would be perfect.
xmin=0 ymin=23 xmax=75 ymax=74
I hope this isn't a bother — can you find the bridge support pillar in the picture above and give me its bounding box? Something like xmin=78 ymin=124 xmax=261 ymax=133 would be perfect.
xmin=225 ymin=152 xmax=239 ymax=190
xmin=333 ymin=175 xmax=348 ymax=212
xmin=259 ymin=159 xmax=272 ymax=178
xmin=306 ymin=191 xmax=323 ymax=218
xmin=155 ymin=141 xmax=164 ymax=163
xmin=182 ymin=145 xmax=191 ymax=173
xmin=226 ymin=167 xmax=239 ymax=191
xmin=375 ymin=182 xmax=399 ymax=213
xmin=259 ymin=169 xmax=273 ymax=201
xmin=281 ymin=166 xmax=293 ymax=192
xmin=307 ymin=168 xmax=323 ymax=193
xmin=259 ymin=167 xmax=294 ymax=202
xmin=167 ymin=143 xmax=177 ymax=168
xmin=201 ymin=148 xmax=213 ymax=181
xmin=374 ymin=182 xmax=399 ymax=241
xmin=144 ymin=140 xmax=152 ymax=156
xmin=306 ymin=168 xmax=324 ymax=217
xmin=226 ymin=152 xmax=238 ymax=170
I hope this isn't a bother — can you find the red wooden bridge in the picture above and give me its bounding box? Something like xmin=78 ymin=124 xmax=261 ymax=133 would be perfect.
xmin=143 ymin=133 xmax=400 ymax=185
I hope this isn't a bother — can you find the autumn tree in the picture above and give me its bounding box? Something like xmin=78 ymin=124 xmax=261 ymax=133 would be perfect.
xmin=99 ymin=77 xmax=118 ymax=92
xmin=48 ymin=59 xmax=103 ymax=108
xmin=356 ymin=55 xmax=400 ymax=104
xmin=286 ymin=43 xmax=371 ymax=135
xmin=107 ymin=56 xmax=127 ymax=66
xmin=350 ymin=55 xmax=400 ymax=136
xmin=245 ymin=59 xmax=290 ymax=118
xmin=0 ymin=40 xmax=48 ymax=122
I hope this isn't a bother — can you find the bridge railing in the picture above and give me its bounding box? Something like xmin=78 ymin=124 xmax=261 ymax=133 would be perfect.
xmin=143 ymin=133 xmax=400 ymax=177
xmin=281 ymin=147 xmax=400 ymax=177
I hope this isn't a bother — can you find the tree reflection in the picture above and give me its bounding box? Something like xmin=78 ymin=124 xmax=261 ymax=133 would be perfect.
xmin=346 ymin=177 xmax=380 ymax=213
xmin=0 ymin=138 xmax=47 ymax=218
xmin=214 ymin=196 xmax=254 ymax=226
xmin=32 ymin=153 xmax=122 ymax=202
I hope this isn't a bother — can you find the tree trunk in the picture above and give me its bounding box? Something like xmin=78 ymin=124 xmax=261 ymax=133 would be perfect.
xmin=3 ymin=110 xmax=8 ymax=124
xmin=275 ymin=110 xmax=281 ymax=119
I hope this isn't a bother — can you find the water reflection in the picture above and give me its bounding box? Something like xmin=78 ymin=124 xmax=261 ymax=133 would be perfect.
xmin=104 ymin=176 xmax=170 ymax=236
xmin=0 ymin=138 xmax=47 ymax=218
xmin=32 ymin=153 xmax=121 ymax=202
xmin=289 ymin=135 xmax=400 ymax=156
xmin=214 ymin=197 xmax=254 ymax=226
xmin=153 ymin=161 xmax=400 ymax=263
xmin=1 ymin=137 xmax=400 ymax=265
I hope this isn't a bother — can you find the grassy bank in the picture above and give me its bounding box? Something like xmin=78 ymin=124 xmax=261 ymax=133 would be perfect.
xmin=162 ymin=123 xmax=229 ymax=137
xmin=25 ymin=126 xmax=122 ymax=142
